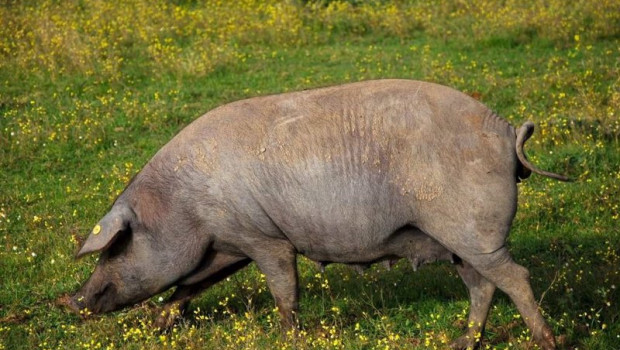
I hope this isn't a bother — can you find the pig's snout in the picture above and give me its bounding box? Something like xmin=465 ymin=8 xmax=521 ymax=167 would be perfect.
xmin=57 ymin=293 xmax=90 ymax=318
xmin=60 ymin=280 xmax=120 ymax=317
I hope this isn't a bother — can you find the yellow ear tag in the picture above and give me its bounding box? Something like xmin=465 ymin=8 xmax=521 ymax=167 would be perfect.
xmin=92 ymin=224 xmax=101 ymax=235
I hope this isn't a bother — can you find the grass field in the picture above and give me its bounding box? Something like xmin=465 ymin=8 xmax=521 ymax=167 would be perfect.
xmin=1 ymin=0 xmax=619 ymax=349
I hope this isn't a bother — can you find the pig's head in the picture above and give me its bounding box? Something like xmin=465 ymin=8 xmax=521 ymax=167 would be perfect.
xmin=68 ymin=202 xmax=180 ymax=315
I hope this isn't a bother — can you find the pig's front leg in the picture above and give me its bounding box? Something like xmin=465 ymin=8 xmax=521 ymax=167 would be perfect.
xmin=154 ymin=251 xmax=250 ymax=329
xmin=249 ymin=239 xmax=299 ymax=330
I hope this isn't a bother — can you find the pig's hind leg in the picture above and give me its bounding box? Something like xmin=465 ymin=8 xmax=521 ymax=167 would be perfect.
xmin=463 ymin=248 xmax=555 ymax=350
xmin=450 ymin=260 xmax=496 ymax=350
xmin=388 ymin=228 xmax=495 ymax=349
xmin=418 ymin=184 xmax=556 ymax=349
xmin=154 ymin=251 xmax=250 ymax=329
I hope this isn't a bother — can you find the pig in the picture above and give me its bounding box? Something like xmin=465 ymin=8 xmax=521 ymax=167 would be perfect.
xmin=66 ymin=79 xmax=569 ymax=350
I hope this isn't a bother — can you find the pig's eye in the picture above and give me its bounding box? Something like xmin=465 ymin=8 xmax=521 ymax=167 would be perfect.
xmin=106 ymin=228 xmax=133 ymax=258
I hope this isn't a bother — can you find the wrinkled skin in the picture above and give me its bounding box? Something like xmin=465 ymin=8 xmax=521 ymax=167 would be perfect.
xmin=68 ymin=80 xmax=567 ymax=350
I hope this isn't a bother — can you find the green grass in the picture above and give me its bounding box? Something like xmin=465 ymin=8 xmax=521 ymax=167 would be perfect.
xmin=1 ymin=1 xmax=619 ymax=349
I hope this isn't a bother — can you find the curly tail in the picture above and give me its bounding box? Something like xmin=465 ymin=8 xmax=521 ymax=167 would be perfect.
xmin=516 ymin=121 xmax=572 ymax=182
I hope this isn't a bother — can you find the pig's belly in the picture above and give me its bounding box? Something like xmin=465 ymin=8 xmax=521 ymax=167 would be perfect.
xmin=248 ymin=151 xmax=436 ymax=262
xmin=265 ymin=182 xmax=412 ymax=263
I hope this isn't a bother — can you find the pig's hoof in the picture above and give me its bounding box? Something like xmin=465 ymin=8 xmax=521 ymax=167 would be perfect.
xmin=154 ymin=307 xmax=183 ymax=330
xmin=449 ymin=335 xmax=478 ymax=350
xmin=534 ymin=326 xmax=556 ymax=350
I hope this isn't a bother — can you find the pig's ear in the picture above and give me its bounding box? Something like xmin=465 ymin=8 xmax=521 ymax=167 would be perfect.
xmin=76 ymin=205 xmax=134 ymax=259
